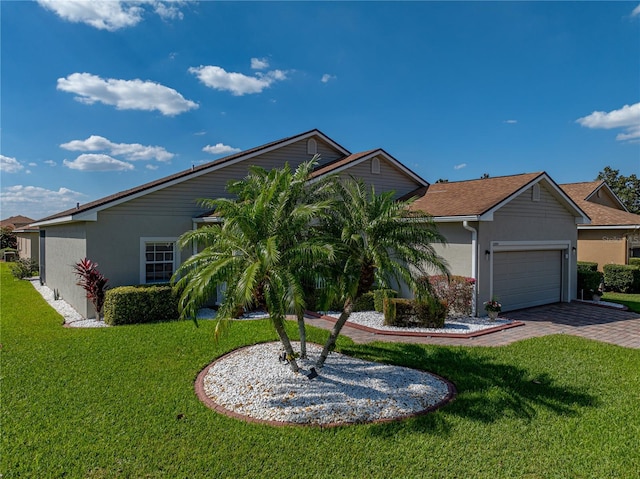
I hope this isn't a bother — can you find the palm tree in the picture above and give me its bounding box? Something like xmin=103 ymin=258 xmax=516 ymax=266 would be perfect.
xmin=172 ymin=160 xmax=333 ymax=372
xmin=315 ymin=179 xmax=449 ymax=368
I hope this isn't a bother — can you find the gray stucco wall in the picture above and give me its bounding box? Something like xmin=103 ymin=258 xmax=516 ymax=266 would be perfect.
xmin=42 ymin=223 xmax=90 ymax=317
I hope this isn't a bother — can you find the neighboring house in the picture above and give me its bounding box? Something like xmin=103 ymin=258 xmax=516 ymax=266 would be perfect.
xmin=32 ymin=130 xmax=427 ymax=318
xmin=0 ymin=215 xmax=34 ymax=230
xmin=31 ymin=130 xmax=589 ymax=318
xmin=14 ymin=225 xmax=40 ymax=262
xmin=407 ymin=173 xmax=589 ymax=313
xmin=561 ymin=181 xmax=640 ymax=269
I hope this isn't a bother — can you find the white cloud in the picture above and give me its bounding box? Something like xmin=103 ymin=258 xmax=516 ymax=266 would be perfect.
xmin=146 ymin=164 xmax=159 ymax=170
xmin=37 ymin=1 xmax=187 ymax=31
xmin=44 ymin=160 xmax=57 ymax=166
xmin=28 ymin=162 xmax=37 ymax=167
xmin=63 ymin=154 xmax=135 ymax=171
xmin=632 ymin=3 xmax=640 ymax=17
xmin=321 ymin=74 xmax=336 ymax=83
xmin=504 ymin=119 xmax=517 ymax=124
xmin=202 ymin=143 xmax=241 ymax=155
xmin=0 ymin=185 xmax=86 ymax=220
xmin=0 ymin=155 xmax=24 ymax=173
xmin=57 ymin=72 xmax=198 ymax=116
xmin=189 ymin=65 xmax=288 ymax=96
xmin=251 ymin=57 xmax=269 ymax=70
xmin=60 ymin=135 xmax=174 ymax=162
xmin=454 ymin=163 xmax=467 ymax=170
xmin=577 ymin=102 xmax=640 ymax=141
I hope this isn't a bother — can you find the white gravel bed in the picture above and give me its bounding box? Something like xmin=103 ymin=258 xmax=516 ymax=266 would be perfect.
xmin=324 ymin=311 xmax=512 ymax=334
xmin=28 ymin=278 xmax=108 ymax=327
xmin=201 ymin=342 xmax=451 ymax=425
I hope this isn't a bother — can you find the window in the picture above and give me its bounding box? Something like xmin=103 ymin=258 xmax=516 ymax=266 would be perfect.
xmin=307 ymin=138 xmax=317 ymax=155
xmin=140 ymin=238 xmax=178 ymax=283
xmin=532 ymin=183 xmax=541 ymax=202
xmin=371 ymin=157 xmax=380 ymax=174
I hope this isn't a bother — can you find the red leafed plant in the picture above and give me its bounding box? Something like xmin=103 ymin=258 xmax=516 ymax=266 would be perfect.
xmin=73 ymin=258 xmax=109 ymax=320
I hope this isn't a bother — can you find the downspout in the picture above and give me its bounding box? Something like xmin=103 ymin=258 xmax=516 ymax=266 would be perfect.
xmin=462 ymin=221 xmax=478 ymax=316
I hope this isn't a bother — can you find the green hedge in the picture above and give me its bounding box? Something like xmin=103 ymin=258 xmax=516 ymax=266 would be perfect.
xmin=103 ymin=284 xmax=179 ymax=325
xmin=577 ymin=261 xmax=598 ymax=273
xmin=373 ymin=289 xmax=397 ymax=312
xmin=353 ymin=291 xmax=375 ymax=312
xmin=577 ymin=269 xmax=604 ymax=297
xmin=629 ymin=258 xmax=640 ymax=267
xmin=383 ymin=297 xmax=446 ymax=328
xmin=603 ymin=264 xmax=640 ymax=294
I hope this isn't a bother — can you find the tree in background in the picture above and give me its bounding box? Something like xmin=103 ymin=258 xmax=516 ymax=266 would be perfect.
xmin=1 ymin=227 xmax=17 ymax=250
xmin=597 ymin=167 xmax=640 ymax=214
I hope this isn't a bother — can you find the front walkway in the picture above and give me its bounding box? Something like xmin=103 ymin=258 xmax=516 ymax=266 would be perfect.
xmin=305 ymin=302 xmax=640 ymax=349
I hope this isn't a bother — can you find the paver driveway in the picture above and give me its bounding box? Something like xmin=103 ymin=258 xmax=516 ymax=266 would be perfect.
xmin=305 ymin=301 xmax=640 ymax=349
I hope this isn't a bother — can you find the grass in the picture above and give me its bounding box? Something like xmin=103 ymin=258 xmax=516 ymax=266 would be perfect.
xmin=602 ymin=292 xmax=640 ymax=313
xmin=2 ymin=263 xmax=639 ymax=478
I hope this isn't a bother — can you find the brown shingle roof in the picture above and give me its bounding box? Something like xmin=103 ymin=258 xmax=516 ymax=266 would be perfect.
xmin=409 ymin=173 xmax=544 ymax=217
xmin=561 ymin=181 xmax=640 ymax=227
xmin=310 ymin=150 xmax=378 ymax=178
xmin=0 ymin=215 xmax=34 ymax=229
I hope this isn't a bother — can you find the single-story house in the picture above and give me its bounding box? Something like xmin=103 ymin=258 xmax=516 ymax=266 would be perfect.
xmin=14 ymin=225 xmax=40 ymax=262
xmin=407 ymin=173 xmax=589 ymax=313
xmin=561 ymin=181 xmax=640 ymax=269
xmin=32 ymin=130 xmax=588 ymax=317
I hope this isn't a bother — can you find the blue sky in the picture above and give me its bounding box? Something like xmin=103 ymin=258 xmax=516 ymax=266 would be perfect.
xmin=2 ymin=1 xmax=639 ymax=220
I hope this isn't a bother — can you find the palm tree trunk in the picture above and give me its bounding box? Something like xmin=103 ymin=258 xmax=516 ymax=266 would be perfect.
xmin=316 ymin=298 xmax=353 ymax=368
xmin=297 ymin=312 xmax=307 ymax=359
xmin=272 ymin=316 xmax=300 ymax=372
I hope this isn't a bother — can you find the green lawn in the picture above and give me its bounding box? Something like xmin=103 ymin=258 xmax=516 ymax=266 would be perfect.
xmin=602 ymin=292 xmax=640 ymax=313
xmin=2 ymin=263 xmax=639 ymax=478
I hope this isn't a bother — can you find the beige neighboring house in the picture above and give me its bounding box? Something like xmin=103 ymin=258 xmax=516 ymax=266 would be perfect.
xmin=408 ymin=173 xmax=589 ymax=313
xmin=561 ymin=181 xmax=640 ymax=270
xmin=14 ymin=225 xmax=40 ymax=262
xmin=30 ymin=130 xmax=589 ymax=318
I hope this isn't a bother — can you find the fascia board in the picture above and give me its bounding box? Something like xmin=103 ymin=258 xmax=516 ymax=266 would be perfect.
xmin=577 ymin=224 xmax=639 ymax=230
xmin=433 ymin=215 xmax=479 ymax=222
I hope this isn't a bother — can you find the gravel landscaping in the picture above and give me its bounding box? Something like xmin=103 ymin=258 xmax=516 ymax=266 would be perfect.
xmin=198 ymin=341 xmax=454 ymax=426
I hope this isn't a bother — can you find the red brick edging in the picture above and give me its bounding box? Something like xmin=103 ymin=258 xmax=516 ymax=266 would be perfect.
xmin=194 ymin=343 xmax=457 ymax=428
xmin=305 ymin=311 xmax=525 ymax=338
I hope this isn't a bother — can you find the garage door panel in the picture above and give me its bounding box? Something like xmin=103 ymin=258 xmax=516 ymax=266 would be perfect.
xmin=493 ymin=250 xmax=562 ymax=311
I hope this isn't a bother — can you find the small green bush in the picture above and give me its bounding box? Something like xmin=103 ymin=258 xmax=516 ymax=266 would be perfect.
xmin=577 ymin=261 xmax=598 ymax=273
xmin=373 ymin=289 xmax=397 ymax=312
xmin=353 ymin=291 xmax=375 ymax=312
xmin=577 ymin=269 xmax=604 ymax=297
xmin=103 ymin=284 xmax=179 ymax=325
xmin=629 ymin=258 xmax=640 ymax=267
xmin=383 ymin=297 xmax=447 ymax=328
xmin=10 ymin=258 xmax=39 ymax=279
xmin=603 ymin=264 xmax=640 ymax=294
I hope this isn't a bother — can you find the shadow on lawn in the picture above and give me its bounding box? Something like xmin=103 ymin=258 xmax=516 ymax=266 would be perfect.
xmin=339 ymin=342 xmax=599 ymax=435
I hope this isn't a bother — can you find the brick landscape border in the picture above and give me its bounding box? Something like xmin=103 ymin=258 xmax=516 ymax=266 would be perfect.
xmin=305 ymin=311 xmax=525 ymax=338
xmin=194 ymin=344 xmax=457 ymax=428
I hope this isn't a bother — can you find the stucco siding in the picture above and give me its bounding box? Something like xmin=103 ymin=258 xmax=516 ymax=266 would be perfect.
xmin=430 ymin=223 xmax=473 ymax=277
xmin=335 ymin=157 xmax=422 ymax=197
xmin=16 ymin=232 xmax=39 ymax=261
xmin=43 ymin=223 xmax=89 ymax=317
xmin=577 ymin=229 xmax=630 ymax=270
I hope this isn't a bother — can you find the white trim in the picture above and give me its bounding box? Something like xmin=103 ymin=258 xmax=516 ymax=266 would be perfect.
xmin=193 ymin=216 xmax=224 ymax=224
xmin=433 ymin=215 xmax=480 ymax=223
xmin=577 ymin=225 xmax=639 ymax=230
xmin=139 ymin=237 xmax=180 ymax=284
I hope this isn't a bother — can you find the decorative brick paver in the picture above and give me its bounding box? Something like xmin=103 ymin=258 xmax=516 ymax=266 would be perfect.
xmin=305 ymin=302 xmax=640 ymax=349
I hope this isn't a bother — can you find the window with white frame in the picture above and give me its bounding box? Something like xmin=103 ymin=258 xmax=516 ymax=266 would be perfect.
xmin=140 ymin=238 xmax=178 ymax=283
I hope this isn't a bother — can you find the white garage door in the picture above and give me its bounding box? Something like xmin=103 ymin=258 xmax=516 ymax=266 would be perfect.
xmin=493 ymin=250 xmax=562 ymax=311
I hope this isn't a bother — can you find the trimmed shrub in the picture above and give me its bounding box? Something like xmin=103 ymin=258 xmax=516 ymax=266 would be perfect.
xmin=373 ymin=289 xmax=397 ymax=312
xmin=577 ymin=261 xmax=598 ymax=273
xmin=428 ymin=275 xmax=475 ymax=317
xmin=383 ymin=297 xmax=447 ymax=328
xmin=10 ymin=258 xmax=39 ymax=279
xmin=103 ymin=284 xmax=179 ymax=325
xmin=577 ymin=269 xmax=604 ymax=298
xmin=629 ymin=258 xmax=640 ymax=267
xmin=603 ymin=264 xmax=640 ymax=294
xmin=353 ymin=291 xmax=375 ymax=312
